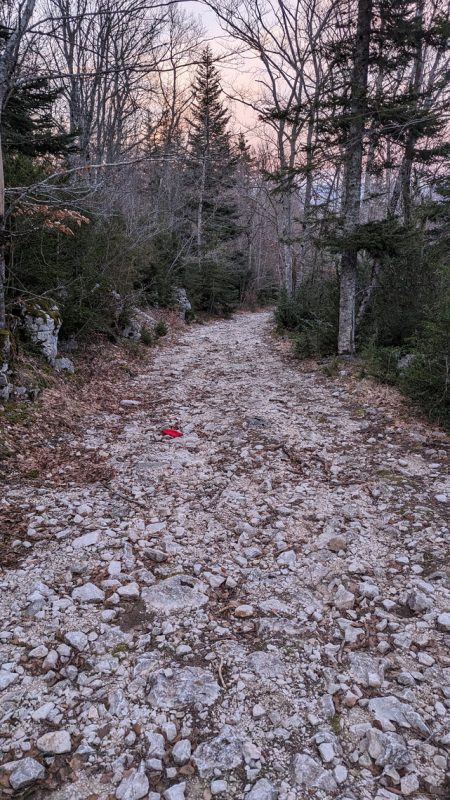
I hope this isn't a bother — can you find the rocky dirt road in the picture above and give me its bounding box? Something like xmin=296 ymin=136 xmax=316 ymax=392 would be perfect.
xmin=0 ymin=311 xmax=449 ymax=800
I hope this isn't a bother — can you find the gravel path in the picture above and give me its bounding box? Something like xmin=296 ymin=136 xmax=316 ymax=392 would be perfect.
xmin=1 ymin=310 xmax=449 ymax=800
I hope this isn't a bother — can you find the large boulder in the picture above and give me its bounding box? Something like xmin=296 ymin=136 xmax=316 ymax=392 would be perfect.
xmin=120 ymin=308 xmax=156 ymax=341
xmin=54 ymin=357 xmax=75 ymax=373
xmin=174 ymin=287 xmax=192 ymax=317
xmin=22 ymin=300 xmax=61 ymax=363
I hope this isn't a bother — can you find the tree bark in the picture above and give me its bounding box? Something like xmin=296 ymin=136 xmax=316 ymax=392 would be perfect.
xmin=387 ymin=0 xmax=425 ymax=222
xmin=338 ymin=0 xmax=373 ymax=355
xmin=281 ymin=191 xmax=294 ymax=296
xmin=355 ymin=260 xmax=381 ymax=329
xmin=197 ymin=153 xmax=207 ymax=271
xmin=298 ymin=108 xmax=316 ymax=284
xmin=0 ymin=125 xmax=6 ymax=332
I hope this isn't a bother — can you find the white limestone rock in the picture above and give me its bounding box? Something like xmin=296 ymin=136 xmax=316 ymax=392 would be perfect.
xmin=0 ymin=670 xmax=18 ymax=690
xmin=334 ymin=585 xmax=355 ymax=610
xmin=23 ymin=301 xmax=61 ymax=362
xmin=292 ymin=752 xmax=337 ymax=792
xmin=72 ymin=583 xmax=105 ymax=603
xmin=437 ymin=612 xmax=450 ymax=632
xmin=368 ymin=696 xmax=429 ymax=735
xmin=347 ymin=652 xmax=385 ymax=688
xmin=73 ymin=532 xmax=99 ymax=549
xmin=193 ymin=726 xmax=244 ymax=778
xmin=148 ymin=667 xmax=220 ymax=710
xmin=172 ymin=739 xmax=191 ymax=765
xmin=246 ymin=651 xmax=284 ymax=679
xmin=246 ymin=778 xmax=278 ymax=799
xmin=36 ymin=730 xmax=71 ymax=754
xmin=146 ymin=732 xmax=166 ymax=759
xmin=142 ymin=576 xmax=208 ymax=614
xmin=65 ymin=630 xmax=88 ymax=651
xmin=163 ymin=784 xmax=186 ymax=800
xmin=366 ymin=729 xmax=412 ymax=769
xmin=116 ymin=762 xmax=149 ymax=800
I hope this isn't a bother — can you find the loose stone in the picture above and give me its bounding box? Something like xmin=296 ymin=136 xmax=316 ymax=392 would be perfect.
xmin=115 ymin=763 xmax=149 ymax=800
xmin=72 ymin=583 xmax=105 ymax=603
xmin=7 ymin=758 xmax=45 ymax=790
xmin=36 ymin=731 xmax=71 ymax=754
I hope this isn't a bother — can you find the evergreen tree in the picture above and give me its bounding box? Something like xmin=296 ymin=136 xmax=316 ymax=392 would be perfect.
xmin=1 ymin=33 xmax=79 ymax=302
xmin=1 ymin=24 xmax=75 ymax=170
xmin=183 ymin=47 xmax=244 ymax=315
xmin=3 ymin=79 xmax=75 ymax=163
xmin=316 ymin=0 xmax=449 ymax=353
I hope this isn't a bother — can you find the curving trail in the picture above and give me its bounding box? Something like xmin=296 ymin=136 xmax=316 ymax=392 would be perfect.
xmin=0 ymin=311 xmax=449 ymax=800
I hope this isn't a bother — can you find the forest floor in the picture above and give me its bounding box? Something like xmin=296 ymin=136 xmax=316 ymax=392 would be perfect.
xmin=0 ymin=310 xmax=449 ymax=800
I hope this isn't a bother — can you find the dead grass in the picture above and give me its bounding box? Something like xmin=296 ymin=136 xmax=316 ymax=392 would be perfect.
xmin=0 ymin=311 xmax=185 ymax=490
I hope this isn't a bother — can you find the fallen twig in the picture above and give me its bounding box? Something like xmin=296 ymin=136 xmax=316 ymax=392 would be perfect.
xmin=218 ymin=657 xmax=227 ymax=690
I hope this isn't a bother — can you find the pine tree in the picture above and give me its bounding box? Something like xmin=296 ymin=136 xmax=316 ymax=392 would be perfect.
xmin=183 ymin=47 xmax=244 ymax=315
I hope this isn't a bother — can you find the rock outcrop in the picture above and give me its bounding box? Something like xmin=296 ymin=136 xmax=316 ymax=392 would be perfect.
xmin=22 ymin=300 xmax=61 ymax=362
xmin=120 ymin=308 xmax=157 ymax=341
xmin=0 ymin=328 xmax=11 ymax=401
xmin=174 ymin=287 xmax=192 ymax=318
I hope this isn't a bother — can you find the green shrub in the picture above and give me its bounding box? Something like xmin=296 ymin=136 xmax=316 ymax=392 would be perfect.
xmin=275 ymin=290 xmax=302 ymax=331
xmin=276 ymin=278 xmax=339 ymax=357
xmin=359 ymin=315 xmax=449 ymax=428
xmin=321 ymin=357 xmax=340 ymax=377
xmin=138 ymin=230 xmax=183 ymax=307
xmin=140 ymin=326 xmax=155 ymax=346
xmin=183 ymin=255 xmax=244 ymax=317
xmin=292 ymin=330 xmax=312 ymax=358
xmin=256 ymin=282 xmax=279 ymax=306
xmin=399 ymin=317 xmax=450 ymax=428
xmin=11 ymin=208 xmax=141 ymax=340
xmin=154 ymin=320 xmax=168 ymax=338
xmin=121 ymin=339 xmax=143 ymax=358
xmin=361 ymin=338 xmax=402 ymax=384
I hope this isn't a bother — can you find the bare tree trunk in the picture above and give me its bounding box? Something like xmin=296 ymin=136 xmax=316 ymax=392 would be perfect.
xmin=356 ymin=0 xmax=438 ymax=338
xmin=197 ymin=154 xmax=207 ymax=271
xmin=338 ymin=0 xmax=373 ymax=355
xmin=402 ymin=0 xmax=424 ymax=224
xmin=0 ymin=117 xmax=10 ymax=398
xmin=281 ymin=191 xmax=294 ymax=296
xmin=355 ymin=260 xmax=381 ymax=328
xmin=387 ymin=0 xmax=425 ymax=221
xmin=298 ymin=109 xmax=315 ymax=283
xmin=0 ymin=126 xmax=6 ymax=332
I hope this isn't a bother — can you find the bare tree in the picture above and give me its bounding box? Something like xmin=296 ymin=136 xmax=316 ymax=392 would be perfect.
xmin=44 ymin=0 xmax=170 ymax=169
xmin=337 ymin=0 xmax=372 ymax=355
xmin=205 ymin=0 xmax=340 ymax=296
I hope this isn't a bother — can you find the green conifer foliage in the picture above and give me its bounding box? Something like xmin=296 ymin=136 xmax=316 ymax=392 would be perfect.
xmin=183 ymin=47 xmax=245 ymax=315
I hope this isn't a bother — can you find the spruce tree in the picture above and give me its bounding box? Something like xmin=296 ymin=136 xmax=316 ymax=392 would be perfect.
xmin=317 ymin=0 xmax=449 ymax=353
xmin=183 ymin=47 xmax=244 ymax=315
xmin=3 ymin=79 xmax=75 ymax=162
xmin=1 ymin=25 xmax=76 ymax=168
